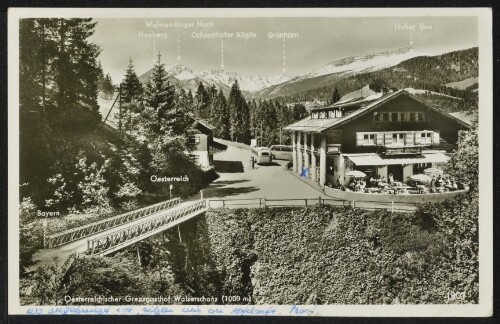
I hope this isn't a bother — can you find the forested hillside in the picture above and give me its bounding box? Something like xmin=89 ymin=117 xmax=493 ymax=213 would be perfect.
xmin=278 ymin=48 xmax=478 ymax=113
xmin=19 ymin=18 xmax=216 ymax=276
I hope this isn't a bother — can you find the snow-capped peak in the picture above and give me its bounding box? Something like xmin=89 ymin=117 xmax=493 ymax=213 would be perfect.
xmin=200 ymin=69 xmax=292 ymax=92
xmin=167 ymin=63 xmax=199 ymax=81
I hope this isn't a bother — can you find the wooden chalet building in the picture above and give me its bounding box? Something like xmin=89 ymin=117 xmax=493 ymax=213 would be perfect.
xmin=190 ymin=119 xmax=216 ymax=168
xmin=284 ymin=89 xmax=471 ymax=187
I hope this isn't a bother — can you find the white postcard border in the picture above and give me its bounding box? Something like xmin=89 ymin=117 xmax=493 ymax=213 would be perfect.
xmin=7 ymin=7 xmax=493 ymax=317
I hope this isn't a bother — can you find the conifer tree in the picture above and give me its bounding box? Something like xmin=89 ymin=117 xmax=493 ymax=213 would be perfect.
xmin=144 ymin=53 xmax=177 ymax=130
xmin=121 ymin=58 xmax=143 ymax=103
xmin=195 ymin=82 xmax=210 ymax=119
xmin=53 ymin=18 xmax=101 ymax=124
xmin=140 ymin=53 xmax=197 ymax=181
xmin=187 ymin=89 xmax=194 ymax=105
xmin=331 ymin=87 xmax=341 ymax=104
xmin=238 ymin=97 xmax=251 ymax=143
xmin=19 ymin=17 xmax=103 ymax=209
xmin=100 ymin=74 xmax=114 ymax=100
xmin=216 ymin=89 xmax=230 ymax=140
xmin=228 ymin=80 xmax=243 ymax=142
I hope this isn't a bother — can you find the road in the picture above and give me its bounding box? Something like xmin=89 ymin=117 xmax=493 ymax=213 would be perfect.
xmin=204 ymin=140 xmax=416 ymax=211
xmin=203 ymin=140 xmax=330 ymax=208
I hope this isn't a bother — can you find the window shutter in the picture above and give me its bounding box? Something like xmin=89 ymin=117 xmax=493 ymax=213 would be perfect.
xmin=356 ymin=132 xmax=364 ymax=146
xmin=376 ymin=133 xmax=384 ymax=145
xmin=414 ymin=132 xmax=422 ymax=144
xmin=406 ymin=132 xmax=414 ymax=145
xmin=385 ymin=133 xmax=393 ymax=145
xmin=432 ymin=131 xmax=440 ymax=144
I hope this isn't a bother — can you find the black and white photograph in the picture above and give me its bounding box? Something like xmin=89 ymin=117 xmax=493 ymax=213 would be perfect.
xmin=8 ymin=8 xmax=493 ymax=317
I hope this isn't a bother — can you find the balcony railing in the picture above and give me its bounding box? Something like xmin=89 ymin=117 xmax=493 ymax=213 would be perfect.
xmin=382 ymin=145 xmax=423 ymax=156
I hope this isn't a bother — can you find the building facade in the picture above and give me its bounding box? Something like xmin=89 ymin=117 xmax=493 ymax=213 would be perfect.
xmin=190 ymin=119 xmax=216 ymax=168
xmin=284 ymin=90 xmax=471 ymax=187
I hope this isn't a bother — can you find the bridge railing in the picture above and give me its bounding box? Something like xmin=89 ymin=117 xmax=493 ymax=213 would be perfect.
xmin=45 ymin=197 xmax=181 ymax=248
xmin=207 ymin=197 xmax=417 ymax=212
xmin=87 ymin=200 xmax=207 ymax=255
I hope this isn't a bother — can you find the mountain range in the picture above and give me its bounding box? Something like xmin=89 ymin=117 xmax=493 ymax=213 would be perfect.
xmin=138 ymin=46 xmax=478 ymax=100
xmin=138 ymin=63 xmax=292 ymax=97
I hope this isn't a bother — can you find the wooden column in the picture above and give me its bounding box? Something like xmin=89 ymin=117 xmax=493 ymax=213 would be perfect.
xmin=292 ymin=132 xmax=297 ymax=172
xmin=320 ymin=134 xmax=327 ymax=187
xmin=297 ymin=132 xmax=303 ymax=175
xmin=311 ymin=133 xmax=317 ymax=181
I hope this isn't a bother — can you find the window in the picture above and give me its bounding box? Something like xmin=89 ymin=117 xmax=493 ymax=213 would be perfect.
xmin=188 ymin=136 xmax=200 ymax=145
xmin=364 ymin=134 xmax=375 ymax=145
xmin=375 ymin=111 xmax=424 ymax=122
xmin=421 ymin=132 xmax=432 ymax=144
xmin=392 ymin=133 xmax=405 ymax=144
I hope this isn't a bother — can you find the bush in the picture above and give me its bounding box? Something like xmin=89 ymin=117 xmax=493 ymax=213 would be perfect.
xmin=20 ymin=197 xmax=37 ymax=222
xmin=195 ymin=202 xmax=478 ymax=304
xmin=75 ymin=155 xmax=113 ymax=215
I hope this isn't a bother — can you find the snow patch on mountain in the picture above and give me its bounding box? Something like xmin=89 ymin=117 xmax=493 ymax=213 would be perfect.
xmin=404 ymin=87 xmax=462 ymax=100
xmin=151 ymin=64 xmax=294 ymax=93
xmin=301 ymin=47 xmax=425 ymax=80
xmin=199 ymin=69 xmax=292 ymax=92
xmin=336 ymin=85 xmax=379 ymax=104
xmin=166 ymin=64 xmax=199 ymax=80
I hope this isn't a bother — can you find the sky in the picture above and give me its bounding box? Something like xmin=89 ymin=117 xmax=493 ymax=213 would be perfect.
xmin=90 ymin=16 xmax=478 ymax=83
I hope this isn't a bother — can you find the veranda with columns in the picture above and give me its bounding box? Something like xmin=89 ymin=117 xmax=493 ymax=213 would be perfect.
xmin=292 ymin=131 xmax=327 ymax=187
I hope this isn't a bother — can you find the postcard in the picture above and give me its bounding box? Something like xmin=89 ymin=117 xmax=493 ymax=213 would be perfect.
xmin=8 ymin=7 xmax=493 ymax=317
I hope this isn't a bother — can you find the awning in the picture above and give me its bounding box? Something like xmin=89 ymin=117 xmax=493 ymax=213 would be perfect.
xmin=345 ymin=152 xmax=449 ymax=166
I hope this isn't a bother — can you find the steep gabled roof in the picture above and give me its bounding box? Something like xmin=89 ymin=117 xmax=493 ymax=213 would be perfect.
xmin=284 ymin=90 xmax=471 ymax=133
xmin=196 ymin=119 xmax=216 ymax=131
xmin=194 ymin=118 xmax=216 ymax=135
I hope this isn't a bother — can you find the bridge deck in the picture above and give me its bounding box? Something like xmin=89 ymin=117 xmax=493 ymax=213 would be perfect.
xmin=32 ymin=200 xmax=205 ymax=268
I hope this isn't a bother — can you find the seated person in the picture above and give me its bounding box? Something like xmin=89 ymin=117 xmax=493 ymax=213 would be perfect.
xmin=436 ymin=175 xmax=444 ymax=187
xmin=388 ymin=173 xmax=394 ymax=184
xmin=336 ymin=176 xmax=343 ymax=189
